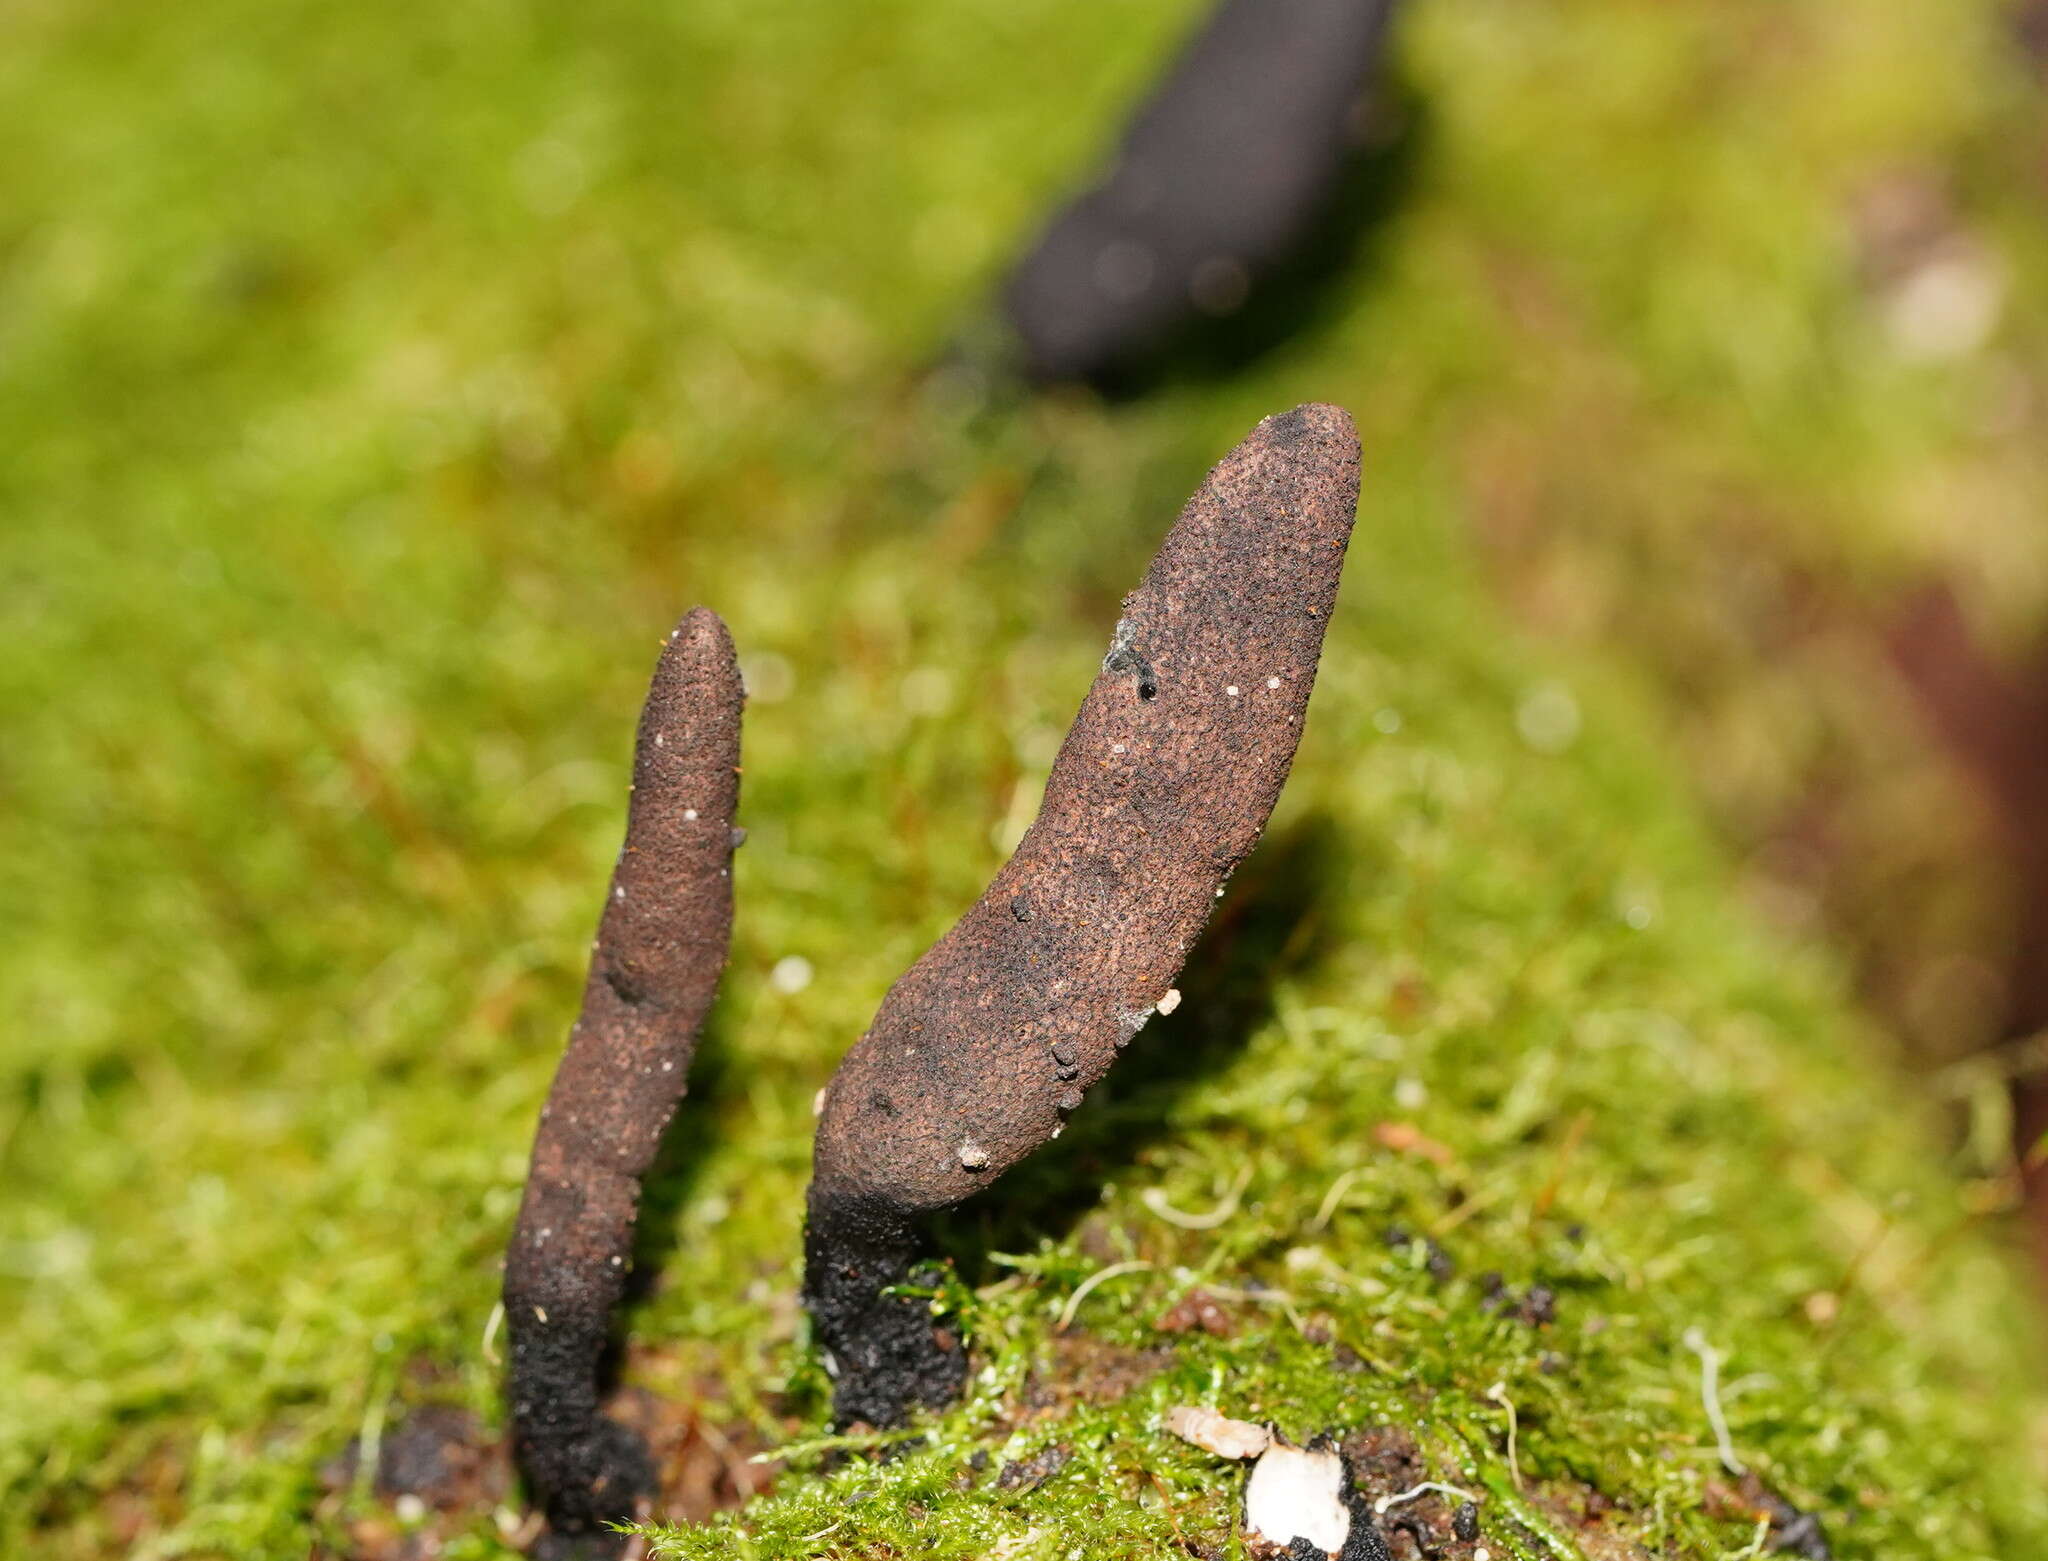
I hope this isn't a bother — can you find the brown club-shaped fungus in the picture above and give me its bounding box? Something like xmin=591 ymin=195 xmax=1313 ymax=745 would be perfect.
xmin=802 ymin=404 xmax=1361 ymax=1427
xmin=503 ymin=607 xmax=742 ymax=1552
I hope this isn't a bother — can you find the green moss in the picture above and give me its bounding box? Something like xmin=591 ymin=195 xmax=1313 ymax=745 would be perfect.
xmin=4 ymin=0 xmax=2047 ymax=1556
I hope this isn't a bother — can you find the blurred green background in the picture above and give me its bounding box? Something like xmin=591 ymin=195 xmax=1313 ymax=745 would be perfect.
xmin=7 ymin=0 xmax=2048 ymax=1556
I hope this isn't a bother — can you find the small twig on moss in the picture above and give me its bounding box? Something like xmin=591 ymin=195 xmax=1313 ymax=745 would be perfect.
xmin=1683 ymin=1326 xmax=1748 ymax=1476
xmin=749 ymin=1426 xmax=932 ymax=1467
xmin=1141 ymin=1165 xmax=1253 ymax=1230
xmin=1310 ymin=1165 xmax=1368 ymax=1231
xmin=1375 ymin=1480 xmax=1478 ymax=1515
xmin=802 ymin=405 xmax=1361 ymax=1427
xmin=353 ymin=1382 xmax=390 ymax=1510
xmin=1485 ymin=1382 xmax=1522 ymax=1491
xmin=503 ymin=608 xmax=743 ymax=1553
xmin=1530 ymin=1107 xmax=1592 ymax=1218
xmin=1056 ymin=1260 xmax=1156 ymax=1333
xmin=1728 ymin=1515 xmax=1774 ymax=1559
xmin=1195 ymin=1280 xmax=1309 ymax=1337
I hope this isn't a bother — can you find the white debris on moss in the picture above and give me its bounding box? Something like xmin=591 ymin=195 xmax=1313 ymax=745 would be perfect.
xmin=1165 ymin=1413 xmax=1355 ymax=1559
xmin=1243 ymin=1437 xmax=1352 ymax=1556
xmin=770 ymin=954 xmax=814 ymax=994
xmin=1164 ymin=1406 xmax=1270 ymax=1461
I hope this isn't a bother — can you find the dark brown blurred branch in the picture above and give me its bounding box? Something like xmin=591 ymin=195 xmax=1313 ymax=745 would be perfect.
xmin=996 ymin=0 xmax=1400 ymax=385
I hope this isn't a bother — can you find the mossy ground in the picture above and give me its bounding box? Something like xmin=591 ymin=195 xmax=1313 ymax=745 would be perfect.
xmin=5 ymin=0 xmax=2048 ymax=1556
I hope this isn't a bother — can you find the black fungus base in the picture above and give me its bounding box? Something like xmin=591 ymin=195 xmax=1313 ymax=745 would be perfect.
xmin=512 ymin=1417 xmax=652 ymax=1559
xmin=1328 ymin=1437 xmax=1393 ymax=1561
xmin=802 ymin=1192 xmax=969 ymax=1428
xmin=503 ymin=1272 xmax=654 ymax=1556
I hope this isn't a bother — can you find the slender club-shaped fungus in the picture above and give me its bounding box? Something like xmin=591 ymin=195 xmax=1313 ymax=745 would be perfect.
xmin=503 ymin=607 xmax=742 ymax=1551
xmin=804 ymin=404 xmax=1361 ymax=1427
